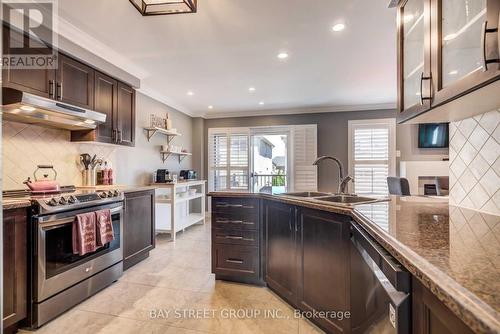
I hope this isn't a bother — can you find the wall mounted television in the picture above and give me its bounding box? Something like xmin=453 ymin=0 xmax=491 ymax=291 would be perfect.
xmin=418 ymin=123 xmax=449 ymax=148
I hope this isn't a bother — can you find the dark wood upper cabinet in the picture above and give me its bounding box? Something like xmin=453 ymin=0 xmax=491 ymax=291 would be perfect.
xmin=397 ymin=0 xmax=433 ymax=120
xmin=297 ymin=208 xmax=351 ymax=334
xmin=264 ymin=201 xmax=298 ymax=306
xmin=2 ymin=25 xmax=135 ymax=146
xmin=116 ymin=82 xmax=135 ymax=147
xmin=123 ymin=190 xmax=155 ymax=270
xmin=2 ymin=26 xmax=56 ymax=99
xmin=94 ymin=71 xmax=118 ymax=144
xmin=430 ymin=0 xmax=500 ymax=107
xmin=396 ymin=0 xmax=500 ymax=123
xmin=3 ymin=208 xmax=28 ymax=332
xmin=57 ymin=53 xmax=95 ymax=109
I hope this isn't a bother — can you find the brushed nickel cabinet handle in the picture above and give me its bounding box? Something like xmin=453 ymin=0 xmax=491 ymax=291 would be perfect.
xmin=225 ymin=235 xmax=244 ymax=240
xmin=226 ymin=259 xmax=243 ymax=264
xmin=481 ymin=21 xmax=499 ymax=71
xmin=49 ymin=80 xmax=54 ymax=98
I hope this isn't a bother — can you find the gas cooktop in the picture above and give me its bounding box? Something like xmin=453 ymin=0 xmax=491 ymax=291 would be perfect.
xmin=3 ymin=186 xmax=124 ymax=214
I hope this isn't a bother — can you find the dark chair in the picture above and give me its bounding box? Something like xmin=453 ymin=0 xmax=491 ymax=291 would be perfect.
xmin=387 ymin=177 xmax=411 ymax=196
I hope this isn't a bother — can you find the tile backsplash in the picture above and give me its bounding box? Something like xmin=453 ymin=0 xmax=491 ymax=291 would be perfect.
xmin=449 ymin=109 xmax=500 ymax=215
xmin=2 ymin=121 xmax=117 ymax=190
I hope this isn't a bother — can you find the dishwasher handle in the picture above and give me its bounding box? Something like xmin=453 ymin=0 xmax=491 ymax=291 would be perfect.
xmin=350 ymin=222 xmax=410 ymax=293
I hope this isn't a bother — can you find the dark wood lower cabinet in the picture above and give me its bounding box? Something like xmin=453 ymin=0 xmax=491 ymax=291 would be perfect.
xmin=264 ymin=201 xmax=298 ymax=305
xmin=297 ymin=208 xmax=351 ymax=333
xmin=123 ymin=190 xmax=155 ymax=270
xmin=412 ymin=279 xmax=474 ymax=334
xmin=2 ymin=208 xmax=28 ymax=333
xmin=211 ymin=197 xmax=262 ymax=285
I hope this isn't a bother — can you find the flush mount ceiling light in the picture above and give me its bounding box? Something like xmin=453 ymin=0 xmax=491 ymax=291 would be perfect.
xmin=259 ymin=101 xmax=265 ymax=105
xmin=187 ymin=91 xmax=194 ymax=96
xmin=129 ymin=0 xmax=197 ymax=16
xmin=248 ymin=87 xmax=256 ymax=92
xmin=208 ymin=105 xmax=214 ymax=109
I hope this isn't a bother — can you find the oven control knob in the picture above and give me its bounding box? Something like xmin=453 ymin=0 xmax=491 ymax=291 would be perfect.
xmin=107 ymin=191 xmax=114 ymax=198
xmin=113 ymin=190 xmax=120 ymax=197
xmin=59 ymin=197 xmax=68 ymax=205
xmin=68 ymin=195 xmax=77 ymax=204
xmin=99 ymin=192 xmax=108 ymax=198
xmin=47 ymin=198 xmax=58 ymax=206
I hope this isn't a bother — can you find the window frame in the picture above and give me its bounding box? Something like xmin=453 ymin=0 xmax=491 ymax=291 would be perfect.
xmin=348 ymin=118 xmax=397 ymax=195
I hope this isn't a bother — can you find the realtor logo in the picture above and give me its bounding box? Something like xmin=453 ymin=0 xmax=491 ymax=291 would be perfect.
xmin=2 ymin=0 xmax=58 ymax=69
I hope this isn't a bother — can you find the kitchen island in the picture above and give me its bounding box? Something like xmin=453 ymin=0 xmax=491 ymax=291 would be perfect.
xmin=209 ymin=191 xmax=500 ymax=334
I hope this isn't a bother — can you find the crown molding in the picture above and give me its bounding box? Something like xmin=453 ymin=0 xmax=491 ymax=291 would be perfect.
xmin=54 ymin=13 xmax=149 ymax=80
xmin=201 ymin=103 xmax=397 ymax=119
xmin=137 ymin=85 xmax=200 ymax=117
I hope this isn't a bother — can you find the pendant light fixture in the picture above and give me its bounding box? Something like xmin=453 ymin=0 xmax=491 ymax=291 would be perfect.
xmin=129 ymin=0 xmax=197 ymax=16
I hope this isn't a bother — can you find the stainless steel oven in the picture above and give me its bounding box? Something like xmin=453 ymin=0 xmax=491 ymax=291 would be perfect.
xmin=350 ymin=222 xmax=410 ymax=334
xmin=31 ymin=201 xmax=124 ymax=327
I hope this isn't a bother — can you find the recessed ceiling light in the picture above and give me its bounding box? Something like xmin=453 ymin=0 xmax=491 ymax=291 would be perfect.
xmin=443 ymin=33 xmax=457 ymax=41
xmin=248 ymin=87 xmax=256 ymax=92
xmin=259 ymin=101 xmax=265 ymax=105
xmin=277 ymin=52 xmax=289 ymax=60
xmin=208 ymin=105 xmax=213 ymax=109
xmin=187 ymin=91 xmax=194 ymax=96
xmin=332 ymin=23 xmax=345 ymax=32
xmin=448 ymin=70 xmax=458 ymax=75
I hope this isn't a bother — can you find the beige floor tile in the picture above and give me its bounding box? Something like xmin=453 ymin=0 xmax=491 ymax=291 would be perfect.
xmin=26 ymin=218 xmax=325 ymax=334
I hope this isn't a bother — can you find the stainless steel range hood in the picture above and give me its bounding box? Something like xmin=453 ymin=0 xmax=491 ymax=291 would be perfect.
xmin=1 ymin=88 xmax=106 ymax=130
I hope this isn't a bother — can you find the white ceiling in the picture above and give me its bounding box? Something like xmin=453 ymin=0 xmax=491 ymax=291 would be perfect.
xmin=58 ymin=0 xmax=397 ymax=118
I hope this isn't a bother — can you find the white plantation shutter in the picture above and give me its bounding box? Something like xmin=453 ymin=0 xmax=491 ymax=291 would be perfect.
xmin=208 ymin=129 xmax=250 ymax=191
xmin=348 ymin=119 xmax=396 ymax=195
xmin=291 ymin=125 xmax=318 ymax=191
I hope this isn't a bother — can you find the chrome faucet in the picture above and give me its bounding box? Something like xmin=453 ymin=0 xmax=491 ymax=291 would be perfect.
xmin=313 ymin=156 xmax=353 ymax=194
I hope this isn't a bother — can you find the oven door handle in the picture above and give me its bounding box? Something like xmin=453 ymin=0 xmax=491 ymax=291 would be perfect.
xmin=39 ymin=206 xmax=123 ymax=229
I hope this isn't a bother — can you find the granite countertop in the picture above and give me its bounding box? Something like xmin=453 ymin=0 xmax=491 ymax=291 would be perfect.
xmin=2 ymin=198 xmax=32 ymax=210
xmin=209 ymin=191 xmax=500 ymax=334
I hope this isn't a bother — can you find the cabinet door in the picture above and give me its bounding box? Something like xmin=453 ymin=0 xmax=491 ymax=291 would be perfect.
xmin=431 ymin=0 xmax=500 ymax=107
xmin=116 ymin=82 xmax=135 ymax=147
xmin=264 ymin=201 xmax=298 ymax=306
xmin=412 ymin=279 xmax=474 ymax=334
xmin=94 ymin=71 xmax=118 ymax=143
xmin=57 ymin=53 xmax=94 ymax=109
xmin=3 ymin=209 xmax=28 ymax=329
xmin=397 ymin=0 xmax=432 ymax=121
xmin=297 ymin=208 xmax=350 ymax=334
xmin=2 ymin=26 xmax=55 ymax=98
xmin=124 ymin=190 xmax=155 ymax=270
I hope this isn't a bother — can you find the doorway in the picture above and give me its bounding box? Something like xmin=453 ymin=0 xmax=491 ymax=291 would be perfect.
xmin=250 ymin=132 xmax=288 ymax=193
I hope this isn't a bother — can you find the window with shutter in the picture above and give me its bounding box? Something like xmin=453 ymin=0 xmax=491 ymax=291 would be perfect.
xmin=208 ymin=125 xmax=317 ymax=193
xmin=348 ymin=119 xmax=396 ymax=195
xmin=208 ymin=129 xmax=250 ymax=192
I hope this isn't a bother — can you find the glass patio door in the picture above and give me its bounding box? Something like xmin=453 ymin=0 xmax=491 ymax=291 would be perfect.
xmin=250 ymin=130 xmax=289 ymax=193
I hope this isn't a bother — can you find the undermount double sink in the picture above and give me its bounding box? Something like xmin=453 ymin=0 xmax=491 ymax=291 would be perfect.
xmin=279 ymin=191 xmax=386 ymax=207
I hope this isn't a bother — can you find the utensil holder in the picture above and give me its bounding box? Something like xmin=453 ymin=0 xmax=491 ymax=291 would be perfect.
xmin=82 ymin=169 xmax=97 ymax=186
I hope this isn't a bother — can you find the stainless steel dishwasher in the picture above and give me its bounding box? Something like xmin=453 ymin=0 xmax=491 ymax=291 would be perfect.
xmin=350 ymin=222 xmax=410 ymax=334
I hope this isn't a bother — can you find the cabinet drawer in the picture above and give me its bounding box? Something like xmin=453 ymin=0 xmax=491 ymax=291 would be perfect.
xmin=212 ymin=244 xmax=259 ymax=278
xmin=212 ymin=197 xmax=259 ymax=214
xmin=212 ymin=212 xmax=259 ymax=230
xmin=212 ymin=228 xmax=258 ymax=246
